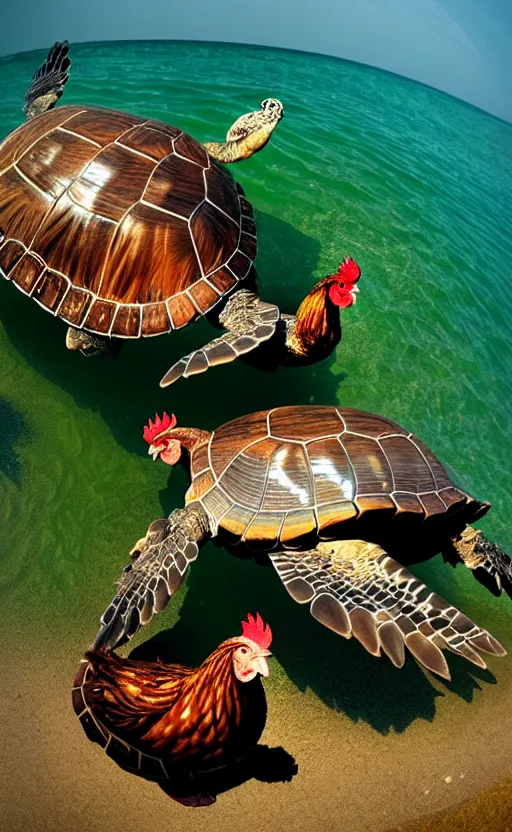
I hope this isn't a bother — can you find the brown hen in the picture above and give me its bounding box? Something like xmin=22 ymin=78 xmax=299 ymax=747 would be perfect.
xmin=72 ymin=614 xmax=273 ymax=787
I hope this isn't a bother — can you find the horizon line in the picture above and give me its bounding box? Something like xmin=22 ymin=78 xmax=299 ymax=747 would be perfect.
xmin=1 ymin=36 xmax=510 ymax=127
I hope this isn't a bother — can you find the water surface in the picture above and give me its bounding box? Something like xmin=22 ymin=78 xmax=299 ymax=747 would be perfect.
xmin=0 ymin=40 xmax=511 ymax=832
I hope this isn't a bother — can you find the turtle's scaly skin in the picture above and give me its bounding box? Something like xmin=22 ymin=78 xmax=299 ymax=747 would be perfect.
xmin=204 ymin=98 xmax=283 ymax=163
xmin=0 ymin=106 xmax=257 ymax=338
xmin=187 ymin=406 xmax=488 ymax=551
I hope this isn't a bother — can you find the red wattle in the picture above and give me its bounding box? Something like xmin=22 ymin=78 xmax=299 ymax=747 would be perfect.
xmin=329 ymin=282 xmax=353 ymax=307
xmin=160 ymin=439 xmax=182 ymax=466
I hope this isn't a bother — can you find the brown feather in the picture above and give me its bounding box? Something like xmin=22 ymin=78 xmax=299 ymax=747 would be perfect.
xmin=292 ymin=278 xmax=341 ymax=357
xmin=79 ymin=639 xmax=267 ymax=770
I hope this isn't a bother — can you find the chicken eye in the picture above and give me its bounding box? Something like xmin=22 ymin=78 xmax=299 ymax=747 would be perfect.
xmin=240 ymin=647 xmax=248 ymax=655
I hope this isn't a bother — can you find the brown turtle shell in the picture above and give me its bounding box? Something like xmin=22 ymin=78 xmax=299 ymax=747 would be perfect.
xmin=186 ymin=406 xmax=489 ymax=550
xmin=0 ymin=105 xmax=257 ymax=337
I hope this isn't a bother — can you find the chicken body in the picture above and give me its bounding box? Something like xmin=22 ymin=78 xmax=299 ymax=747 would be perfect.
xmin=72 ymin=638 xmax=268 ymax=781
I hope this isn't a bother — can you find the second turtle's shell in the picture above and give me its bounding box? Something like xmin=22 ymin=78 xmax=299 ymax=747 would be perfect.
xmin=0 ymin=105 xmax=257 ymax=338
xmin=186 ymin=406 xmax=489 ymax=549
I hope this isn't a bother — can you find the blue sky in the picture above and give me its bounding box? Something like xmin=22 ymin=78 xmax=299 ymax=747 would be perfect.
xmin=2 ymin=0 xmax=511 ymax=122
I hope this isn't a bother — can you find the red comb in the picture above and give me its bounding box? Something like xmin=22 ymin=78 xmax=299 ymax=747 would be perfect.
xmin=336 ymin=257 xmax=361 ymax=286
xmin=241 ymin=613 xmax=272 ymax=649
xmin=143 ymin=412 xmax=177 ymax=445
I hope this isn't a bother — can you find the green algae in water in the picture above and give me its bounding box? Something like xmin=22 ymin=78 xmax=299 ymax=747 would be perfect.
xmin=0 ymin=41 xmax=511 ymax=726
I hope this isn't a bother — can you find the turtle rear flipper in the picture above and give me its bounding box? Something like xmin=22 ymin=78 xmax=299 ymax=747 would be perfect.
xmin=160 ymin=292 xmax=280 ymax=388
xmin=269 ymin=540 xmax=506 ymax=681
xmin=93 ymin=505 xmax=210 ymax=651
xmin=448 ymin=526 xmax=512 ymax=599
xmin=23 ymin=40 xmax=71 ymax=120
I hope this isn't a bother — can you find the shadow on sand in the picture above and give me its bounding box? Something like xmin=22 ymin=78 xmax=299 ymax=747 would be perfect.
xmin=158 ymin=745 xmax=298 ymax=807
xmin=0 ymin=395 xmax=32 ymax=484
xmin=130 ymin=543 xmax=497 ymax=737
xmin=103 ymin=742 xmax=298 ymax=807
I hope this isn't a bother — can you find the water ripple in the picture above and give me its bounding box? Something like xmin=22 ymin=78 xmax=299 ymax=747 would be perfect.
xmin=0 ymin=39 xmax=510 ymax=633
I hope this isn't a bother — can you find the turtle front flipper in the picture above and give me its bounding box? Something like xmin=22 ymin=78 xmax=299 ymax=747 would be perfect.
xmin=160 ymin=291 xmax=280 ymax=388
xmin=93 ymin=505 xmax=210 ymax=651
xmin=23 ymin=40 xmax=71 ymax=120
xmin=269 ymin=540 xmax=506 ymax=681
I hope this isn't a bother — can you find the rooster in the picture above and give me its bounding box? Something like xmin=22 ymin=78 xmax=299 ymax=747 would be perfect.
xmin=72 ymin=614 xmax=278 ymax=803
xmin=160 ymin=256 xmax=361 ymax=385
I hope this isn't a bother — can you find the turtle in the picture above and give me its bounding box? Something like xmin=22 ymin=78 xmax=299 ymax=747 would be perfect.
xmin=0 ymin=41 xmax=361 ymax=387
xmin=93 ymin=405 xmax=511 ymax=682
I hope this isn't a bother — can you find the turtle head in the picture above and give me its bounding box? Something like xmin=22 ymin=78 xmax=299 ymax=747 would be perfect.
xmin=65 ymin=327 xmax=122 ymax=359
xmin=143 ymin=412 xmax=181 ymax=466
xmin=261 ymin=98 xmax=284 ymax=121
xmin=326 ymin=257 xmax=361 ymax=308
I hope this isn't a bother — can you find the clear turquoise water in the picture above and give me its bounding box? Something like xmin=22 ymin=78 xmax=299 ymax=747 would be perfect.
xmin=0 ymin=40 xmax=511 ymax=828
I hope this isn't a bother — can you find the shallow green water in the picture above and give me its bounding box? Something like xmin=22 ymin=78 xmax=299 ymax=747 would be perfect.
xmin=0 ymin=40 xmax=511 ymax=737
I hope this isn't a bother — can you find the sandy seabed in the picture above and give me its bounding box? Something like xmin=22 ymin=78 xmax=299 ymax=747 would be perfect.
xmin=1 ymin=37 xmax=512 ymax=832
xmin=1 ymin=626 xmax=512 ymax=832
xmin=394 ymin=779 xmax=512 ymax=832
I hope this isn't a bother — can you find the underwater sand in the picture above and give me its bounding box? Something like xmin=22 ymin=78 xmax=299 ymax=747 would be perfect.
xmin=394 ymin=778 xmax=512 ymax=832
xmin=0 ymin=40 xmax=511 ymax=831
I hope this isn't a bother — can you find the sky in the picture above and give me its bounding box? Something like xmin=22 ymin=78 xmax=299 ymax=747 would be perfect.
xmin=1 ymin=0 xmax=511 ymax=122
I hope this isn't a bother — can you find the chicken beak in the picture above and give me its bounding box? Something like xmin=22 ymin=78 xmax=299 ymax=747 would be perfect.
xmin=255 ymin=651 xmax=272 ymax=678
xmin=148 ymin=443 xmax=163 ymax=461
xmin=350 ymin=286 xmax=359 ymax=304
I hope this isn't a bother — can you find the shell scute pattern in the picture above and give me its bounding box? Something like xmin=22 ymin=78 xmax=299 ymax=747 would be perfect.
xmin=190 ymin=442 xmax=210 ymax=477
xmin=243 ymin=513 xmax=284 ymax=549
xmin=69 ymin=142 xmax=156 ymax=222
xmin=307 ymin=438 xmax=355 ymax=505
xmin=340 ymin=434 xmax=393 ymax=496
xmin=355 ymin=493 xmax=397 ymax=518
xmin=392 ymin=492 xmax=425 ymax=519
xmin=260 ymin=443 xmax=313 ymax=511
xmin=32 ymin=191 xmax=116 ymax=288
xmin=0 ymin=166 xmax=50 ymax=242
xmin=119 ymin=124 xmax=177 ymax=161
xmin=269 ymin=405 xmax=343 ymax=441
xmin=144 ymin=153 xmax=205 ymax=219
xmin=196 ymin=407 xmax=475 ymax=549
xmin=17 ymin=129 xmax=95 ymax=200
xmin=8 ymin=251 xmax=45 ymax=295
xmin=0 ymin=105 xmax=256 ymax=338
xmin=33 ymin=270 xmax=68 ymax=312
xmin=61 ymin=108 xmax=140 ymax=146
xmin=280 ymin=508 xmax=317 ymax=547
xmin=204 ymin=165 xmax=240 ymax=223
xmin=190 ymin=201 xmax=239 ymax=276
xmin=379 ymin=434 xmax=436 ymax=493
xmin=73 ymin=661 xmax=171 ymax=782
xmin=219 ymin=452 xmax=270 ymax=511
xmin=0 ymin=105 xmax=86 ymax=171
